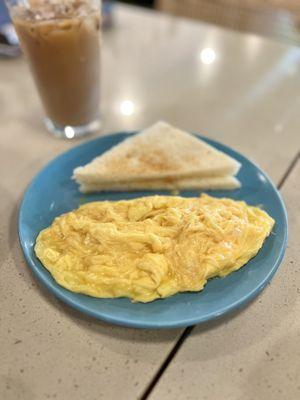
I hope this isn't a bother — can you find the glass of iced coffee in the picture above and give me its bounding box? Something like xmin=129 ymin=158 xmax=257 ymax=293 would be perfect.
xmin=6 ymin=0 xmax=101 ymax=138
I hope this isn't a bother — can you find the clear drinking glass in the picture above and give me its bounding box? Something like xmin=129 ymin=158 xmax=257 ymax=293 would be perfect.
xmin=6 ymin=0 xmax=101 ymax=139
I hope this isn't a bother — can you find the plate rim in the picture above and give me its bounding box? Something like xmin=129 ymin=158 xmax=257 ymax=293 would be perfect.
xmin=18 ymin=132 xmax=288 ymax=329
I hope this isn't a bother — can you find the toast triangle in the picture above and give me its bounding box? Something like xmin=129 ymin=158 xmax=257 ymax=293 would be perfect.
xmin=79 ymin=175 xmax=241 ymax=193
xmin=73 ymin=122 xmax=240 ymax=185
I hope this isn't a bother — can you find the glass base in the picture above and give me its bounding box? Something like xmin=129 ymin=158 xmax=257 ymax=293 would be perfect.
xmin=45 ymin=117 xmax=101 ymax=139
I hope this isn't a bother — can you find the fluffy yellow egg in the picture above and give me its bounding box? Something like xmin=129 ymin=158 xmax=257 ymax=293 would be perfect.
xmin=35 ymin=194 xmax=274 ymax=302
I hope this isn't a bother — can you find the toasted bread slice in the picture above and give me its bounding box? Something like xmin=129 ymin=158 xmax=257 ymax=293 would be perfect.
xmin=73 ymin=122 xmax=240 ymax=185
xmin=78 ymin=176 xmax=241 ymax=193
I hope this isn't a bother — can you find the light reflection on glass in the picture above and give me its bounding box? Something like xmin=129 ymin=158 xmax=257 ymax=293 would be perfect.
xmin=199 ymin=48 xmax=216 ymax=65
xmin=120 ymin=100 xmax=135 ymax=116
xmin=65 ymin=126 xmax=75 ymax=139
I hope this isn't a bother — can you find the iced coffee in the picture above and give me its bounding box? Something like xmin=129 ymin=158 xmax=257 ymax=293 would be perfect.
xmin=9 ymin=0 xmax=101 ymax=137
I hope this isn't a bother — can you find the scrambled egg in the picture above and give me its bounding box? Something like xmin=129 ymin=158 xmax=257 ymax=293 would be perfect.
xmin=35 ymin=194 xmax=274 ymax=302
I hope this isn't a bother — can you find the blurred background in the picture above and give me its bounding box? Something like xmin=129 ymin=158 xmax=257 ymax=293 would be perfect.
xmin=119 ymin=0 xmax=300 ymax=44
xmin=1 ymin=0 xmax=300 ymax=58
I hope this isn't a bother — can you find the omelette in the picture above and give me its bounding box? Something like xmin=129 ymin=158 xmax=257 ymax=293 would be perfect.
xmin=35 ymin=195 xmax=274 ymax=303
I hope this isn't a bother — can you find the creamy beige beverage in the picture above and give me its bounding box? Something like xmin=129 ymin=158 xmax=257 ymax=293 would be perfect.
xmin=10 ymin=0 xmax=100 ymax=133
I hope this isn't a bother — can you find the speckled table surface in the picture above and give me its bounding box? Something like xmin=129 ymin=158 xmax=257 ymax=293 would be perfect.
xmin=0 ymin=4 xmax=299 ymax=400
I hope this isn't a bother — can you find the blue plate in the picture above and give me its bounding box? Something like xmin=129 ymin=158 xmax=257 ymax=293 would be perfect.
xmin=19 ymin=133 xmax=288 ymax=329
